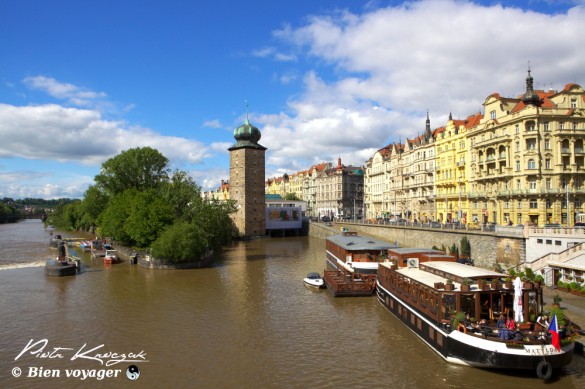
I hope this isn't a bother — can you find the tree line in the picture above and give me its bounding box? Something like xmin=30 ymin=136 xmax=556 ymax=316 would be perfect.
xmin=48 ymin=147 xmax=238 ymax=264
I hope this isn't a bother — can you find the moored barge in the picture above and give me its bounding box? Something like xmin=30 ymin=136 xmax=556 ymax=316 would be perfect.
xmin=324 ymin=231 xmax=398 ymax=296
xmin=376 ymin=260 xmax=575 ymax=378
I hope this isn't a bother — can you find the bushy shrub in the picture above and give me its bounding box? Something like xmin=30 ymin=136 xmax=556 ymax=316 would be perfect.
xmin=151 ymin=222 xmax=208 ymax=264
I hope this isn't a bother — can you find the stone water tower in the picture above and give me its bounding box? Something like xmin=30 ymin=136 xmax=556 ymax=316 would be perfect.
xmin=228 ymin=114 xmax=267 ymax=237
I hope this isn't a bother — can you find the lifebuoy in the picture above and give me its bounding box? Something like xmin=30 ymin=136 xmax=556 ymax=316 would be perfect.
xmin=458 ymin=323 xmax=467 ymax=334
xmin=536 ymin=360 xmax=552 ymax=380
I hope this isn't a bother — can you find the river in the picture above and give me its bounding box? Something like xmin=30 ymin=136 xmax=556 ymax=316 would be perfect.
xmin=0 ymin=219 xmax=583 ymax=388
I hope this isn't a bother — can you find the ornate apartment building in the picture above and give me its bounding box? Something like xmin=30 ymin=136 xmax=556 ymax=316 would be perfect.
xmin=364 ymin=70 xmax=585 ymax=226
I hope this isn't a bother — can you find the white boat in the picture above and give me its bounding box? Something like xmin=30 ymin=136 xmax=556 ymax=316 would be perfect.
xmin=303 ymin=272 xmax=325 ymax=288
xmin=104 ymin=249 xmax=120 ymax=264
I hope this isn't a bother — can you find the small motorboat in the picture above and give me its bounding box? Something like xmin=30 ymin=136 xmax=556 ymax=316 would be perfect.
xmin=103 ymin=249 xmax=120 ymax=264
xmin=303 ymin=272 xmax=325 ymax=288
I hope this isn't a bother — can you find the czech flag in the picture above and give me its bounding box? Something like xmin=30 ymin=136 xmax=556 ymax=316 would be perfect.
xmin=548 ymin=314 xmax=561 ymax=352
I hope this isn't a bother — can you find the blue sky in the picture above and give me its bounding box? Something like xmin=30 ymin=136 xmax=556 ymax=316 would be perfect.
xmin=1 ymin=0 xmax=584 ymax=199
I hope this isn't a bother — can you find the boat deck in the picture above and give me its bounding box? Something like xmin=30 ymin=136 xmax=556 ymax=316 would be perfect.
xmin=323 ymin=270 xmax=376 ymax=297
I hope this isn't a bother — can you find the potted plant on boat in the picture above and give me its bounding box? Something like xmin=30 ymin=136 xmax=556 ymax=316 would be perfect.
xmin=478 ymin=279 xmax=489 ymax=291
xmin=522 ymin=276 xmax=533 ymax=290
xmin=490 ymin=278 xmax=501 ymax=290
xmin=504 ymin=277 xmax=513 ymax=289
xmin=434 ymin=281 xmax=445 ymax=289
xmin=533 ymin=274 xmax=544 ymax=289
xmin=444 ymin=279 xmax=455 ymax=291
xmin=460 ymin=278 xmax=472 ymax=292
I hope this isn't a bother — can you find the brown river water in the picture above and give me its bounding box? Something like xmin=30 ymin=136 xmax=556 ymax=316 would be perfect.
xmin=0 ymin=219 xmax=583 ymax=388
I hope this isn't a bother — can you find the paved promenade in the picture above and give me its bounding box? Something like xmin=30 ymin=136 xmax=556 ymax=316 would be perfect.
xmin=542 ymin=286 xmax=585 ymax=330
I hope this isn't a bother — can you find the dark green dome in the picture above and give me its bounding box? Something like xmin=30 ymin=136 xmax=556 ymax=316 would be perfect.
xmin=233 ymin=117 xmax=261 ymax=144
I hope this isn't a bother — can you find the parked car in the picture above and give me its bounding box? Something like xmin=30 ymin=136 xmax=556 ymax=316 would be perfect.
xmin=575 ymin=222 xmax=585 ymax=228
xmin=467 ymin=222 xmax=481 ymax=230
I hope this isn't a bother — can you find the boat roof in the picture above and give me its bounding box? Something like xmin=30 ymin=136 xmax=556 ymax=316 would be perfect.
xmin=327 ymin=233 xmax=398 ymax=251
xmin=306 ymin=272 xmax=321 ymax=277
xmin=421 ymin=261 xmax=505 ymax=279
xmin=388 ymin=248 xmax=444 ymax=255
xmin=380 ymin=261 xmax=507 ymax=290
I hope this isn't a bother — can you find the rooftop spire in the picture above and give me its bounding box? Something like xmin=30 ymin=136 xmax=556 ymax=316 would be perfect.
xmin=522 ymin=63 xmax=541 ymax=107
xmin=424 ymin=110 xmax=432 ymax=143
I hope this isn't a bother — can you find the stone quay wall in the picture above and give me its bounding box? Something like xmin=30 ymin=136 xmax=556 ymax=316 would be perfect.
xmin=309 ymin=222 xmax=525 ymax=271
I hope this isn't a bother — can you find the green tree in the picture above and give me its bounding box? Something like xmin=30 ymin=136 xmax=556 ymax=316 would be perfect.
xmin=99 ymin=190 xmax=136 ymax=245
xmin=284 ymin=193 xmax=300 ymax=201
xmin=79 ymin=185 xmax=109 ymax=228
xmin=124 ymin=189 xmax=174 ymax=247
xmin=193 ymin=199 xmax=237 ymax=249
xmin=94 ymin=147 xmax=170 ymax=195
xmin=460 ymin=236 xmax=471 ymax=258
xmin=151 ymin=222 xmax=209 ymax=263
xmin=162 ymin=170 xmax=203 ymax=221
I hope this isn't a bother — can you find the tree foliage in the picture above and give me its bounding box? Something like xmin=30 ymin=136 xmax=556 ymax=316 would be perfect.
xmin=94 ymin=147 xmax=170 ymax=196
xmin=151 ymin=222 xmax=209 ymax=263
xmin=47 ymin=147 xmax=235 ymax=263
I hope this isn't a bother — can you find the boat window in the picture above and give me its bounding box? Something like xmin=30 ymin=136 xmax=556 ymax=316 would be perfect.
xmin=460 ymin=294 xmax=476 ymax=319
xmin=442 ymin=294 xmax=456 ymax=320
xmin=527 ymin=291 xmax=538 ymax=322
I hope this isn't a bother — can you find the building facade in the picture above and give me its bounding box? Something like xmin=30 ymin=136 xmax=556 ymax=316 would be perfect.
xmin=364 ymin=70 xmax=585 ymax=227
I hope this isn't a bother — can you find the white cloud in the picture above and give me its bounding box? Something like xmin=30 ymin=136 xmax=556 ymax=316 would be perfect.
xmin=257 ymin=0 xmax=585 ymax=175
xmin=23 ymin=76 xmax=107 ymax=107
xmin=203 ymin=119 xmax=222 ymax=128
xmin=0 ymin=103 xmax=212 ymax=166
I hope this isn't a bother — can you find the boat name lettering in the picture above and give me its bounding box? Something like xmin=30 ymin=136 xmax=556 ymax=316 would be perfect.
xmin=524 ymin=347 xmax=556 ymax=356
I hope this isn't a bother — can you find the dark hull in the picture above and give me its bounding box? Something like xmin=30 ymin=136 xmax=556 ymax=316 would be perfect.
xmin=376 ymin=283 xmax=574 ymax=372
xmin=45 ymin=259 xmax=77 ymax=277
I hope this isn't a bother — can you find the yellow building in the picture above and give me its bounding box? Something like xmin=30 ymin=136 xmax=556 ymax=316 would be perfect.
xmin=467 ymin=70 xmax=585 ymax=226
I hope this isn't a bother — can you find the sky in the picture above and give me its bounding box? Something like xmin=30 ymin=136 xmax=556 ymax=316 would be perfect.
xmin=1 ymin=0 xmax=585 ymax=200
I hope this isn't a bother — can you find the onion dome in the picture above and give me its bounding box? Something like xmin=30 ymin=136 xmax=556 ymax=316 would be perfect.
xmin=233 ymin=116 xmax=261 ymax=144
xmin=229 ymin=110 xmax=266 ymax=151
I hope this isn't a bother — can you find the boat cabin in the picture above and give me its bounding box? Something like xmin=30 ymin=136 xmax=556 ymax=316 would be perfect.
xmin=326 ymin=231 xmax=398 ymax=270
xmin=378 ymin=261 xmax=542 ymax=325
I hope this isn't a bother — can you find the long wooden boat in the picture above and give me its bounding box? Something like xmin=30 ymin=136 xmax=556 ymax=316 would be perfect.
xmin=376 ymin=260 xmax=575 ymax=379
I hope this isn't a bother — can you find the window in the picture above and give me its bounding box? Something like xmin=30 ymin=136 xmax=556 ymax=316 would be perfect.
xmin=517 ymin=180 xmax=522 ymax=190
xmin=537 ymin=239 xmax=543 ymax=244
xmin=530 ymin=199 xmax=538 ymax=209
xmin=516 ymin=161 xmax=521 ymax=171
xmin=515 ymin=124 xmax=520 ymax=134
xmin=574 ymin=122 xmax=578 ymax=130
xmin=560 ymin=122 xmax=564 ymax=130
xmin=517 ymin=213 xmax=522 ymax=222
xmin=545 ymin=159 xmax=551 ymax=169
xmin=504 ymin=201 xmax=509 ymax=209
xmin=515 ymin=141 xmax=520 ymax=152
xmin=546 ymin=200 xmax=552 ymax=209
xmin=544 ymin=139 xmax=550 ymax=150
xmin=546 ymin=240 xmax=552 ymax=245
xmin=546 ymin=178 xmax=552 ymax=189
xmin=490 ymin=110 xmax=496 ymax=119
xmin=543 ymin=122 xmax=549 ymax=131
xmin=529 ymin=181 xmax=536 ymax=190
xmin=528 ymin=159 xmax=536 ymax=169
xmin=571 ymin=99 xmax=577 ymax=109
xmin=556 ymin=241 xmax=562 ymax=246
xmin=526 ymin=139 xmax=536 ymax=150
